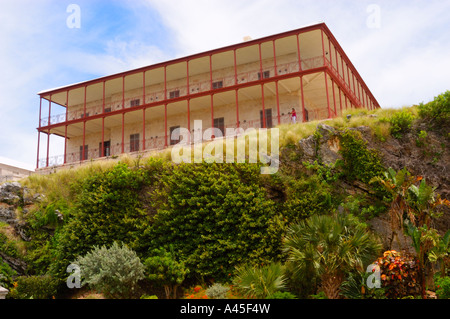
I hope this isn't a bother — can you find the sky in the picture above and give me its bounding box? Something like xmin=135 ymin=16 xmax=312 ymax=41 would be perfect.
xmin=0 ymin=0 xmax=449 ymax=170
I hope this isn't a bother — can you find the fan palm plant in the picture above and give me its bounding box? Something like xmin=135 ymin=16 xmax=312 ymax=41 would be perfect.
xmin=233 ymin=262 xmax=286 ymax=299
xmin=283 ymin=214 xmax=381 ymax=299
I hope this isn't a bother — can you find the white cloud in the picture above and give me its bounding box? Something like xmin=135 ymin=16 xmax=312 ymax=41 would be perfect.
xmin=144 ymin=0 xmax=450 ymax=108
xmin=1 ymin=0 xmax=449 ymax=169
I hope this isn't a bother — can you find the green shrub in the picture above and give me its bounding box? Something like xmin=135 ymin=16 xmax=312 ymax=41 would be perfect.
xmin=9 ymin=275 xmax=59 ymax=299
xmin=339 ymin=130 xmax=386 ymax=198
xmin=144 ymin=247 xmax=188 ymax=299
xmin=75 ymin=242 xmax=145 ymax=299
xmin=146 ymin=162 xmax=284 ymax=281
xmin=282 ymin=174 xmax=333 ymax=223
xmin=418 ymin=90 xmax=450 ymax=128
xmin=435 ymin=275 xmax=450 ymax=299
xmin=388 ymin=110 xmax=415 ymax=138
xmin=205 ymin=283 xmax=230 ymax=299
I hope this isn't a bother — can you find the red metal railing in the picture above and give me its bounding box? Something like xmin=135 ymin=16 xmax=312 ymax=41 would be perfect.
xmin=37 ymin=107 xmax=334 ymax=169
xmin=40 ymin=57 xmax=327 ymax=127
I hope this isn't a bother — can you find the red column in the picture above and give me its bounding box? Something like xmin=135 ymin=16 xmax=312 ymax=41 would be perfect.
xmin=259 ymin=43 xmax=266 ymax=128
xmin=121 ymin=113 xmax=125 ymax=153
xmin=186 ymin=62 xmax=190 ymax=144
xmin=331 ymin=78 xmax=337 ymax=117
xmin=296 ymin=33 xmax=302 ymax=72
xmin=36 ymin=131 xmax=41 ymax=169
xmin=273 ymin=40 xmax=278 ymax=76
xmin=38 ymin=97 xmax=42 ymax=128
xmin=46 ymin=131 xmax=50 ymax=167
xmin=321 ymin=29 xmax=326 ymax=66
xmin=234 ymin=50 xmax=239 ymax=128
xmin=142 ymin=73 xmax=146 ymax=151
xmin=235 ymin=89 xmax=240 ymax=128
xmin=122 ymin=76 xmax=125 ymax=109
xmin=275 ymin=81 xmax=281 ymax=125
xmin=210 ymin=94 xmax=214 ymax=135
xmin=164 ymin=66 xmax=167 ymax=100
xmin=233 ymin=49 xmax=238 ymax=85
xmin=82 ymin=87 xmax=86 ymax=161
xmin=46 ymin=95 xmax=52 ymax=167
xmin=101 ymin=81 xmax=105 ymax=157
xmin=64 ymin=90 xmax=69 ymax=164
xmin=164 ymin=103 xmax=168 ymax=147
xmin=121 ymin=76 xmax=125 ymax=153
xmin=328 ymin=38 xmax=333 ymax=71
xmin=187 ymin=99 xmax=191 ymax=144
xmin=300 ymin=76 xmax=306 ymax=122
xmin=142 ymin=108 xmax=146 ymax=151
xmin=36 ymin=97 xmax=42 ymax=169
xmin=210 ymin=55 xmax=214 ymax=131
xmin=324 ymin=72 xmax=331 ymax=119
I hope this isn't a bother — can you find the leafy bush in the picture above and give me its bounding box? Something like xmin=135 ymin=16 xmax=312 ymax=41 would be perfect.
xmin=388 ymin=110 xmax=415 ymax=138
xmin=146 ymin=162 xmax=284 ymax=281
xmin=435 ymin=275 xmax=450 ymax=299
xmin=233 ymin=262 xmax=286 ymax=299
xmin=282 ymin=174 xmax=333 ymax=223
xmin=373 ymin=250 xmax=420 ymax=299
xmin=418 ymin=90 xmax=450 ymax=128
xmin=75 ymin=242 xmax=145 ymax=299
xmin=9 ymin=275 xmax=59 ymax=299
xmin=206 ymin=283 xmax=230 ymax=299
xmin=339 ymin=130 xmax=386 ymax=199
xmin=144 ymin=247 xmax=188 ymax=299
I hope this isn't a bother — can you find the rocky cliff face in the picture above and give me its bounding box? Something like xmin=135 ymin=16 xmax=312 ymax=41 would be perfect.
xmin=298 ymin=123 xmax=449 ymax=251
xmin=0 ymin=182 xmax=36 ymax=274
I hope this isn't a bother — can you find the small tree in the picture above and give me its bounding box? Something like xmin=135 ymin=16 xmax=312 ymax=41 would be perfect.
xmin=144 ymin=247 xmax=188 ymax=299
xmin=75 ymin=242 xmax=145 ymax=299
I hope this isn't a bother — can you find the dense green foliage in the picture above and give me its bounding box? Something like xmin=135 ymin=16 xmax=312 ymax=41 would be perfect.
xmin=145 ymin=162 xmax=284 ymax=282
xmin=418 ymin=90 xmax=450 ymax=129
xmin=8 ymin=275 xmax=59 ymax=299
xmin=388 ymin=110 xmax=415 ymax=138
xmin=435 ymin=275 xmax=450 ymax=299
xmin=339 ymin=130 xmax=385 ymax=185
xmin=2 ymin=94 xmax=448 ymax=299
xmin=50 ymin=163 xmax=151 ymax=278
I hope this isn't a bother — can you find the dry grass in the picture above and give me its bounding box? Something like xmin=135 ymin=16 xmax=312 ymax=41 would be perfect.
xmin=21 ymin=105 xmax=419 ymax=196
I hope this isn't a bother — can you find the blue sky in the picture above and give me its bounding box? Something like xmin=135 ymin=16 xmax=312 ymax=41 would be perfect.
xmin=0 ymin=0 xmax=449 ymax=170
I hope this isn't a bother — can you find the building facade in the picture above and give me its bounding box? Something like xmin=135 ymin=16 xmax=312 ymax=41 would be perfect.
xmin=0 ymin=162 xmax=32 ymax=183
xmin=36 ymin=23 xmax=379 ymax=170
